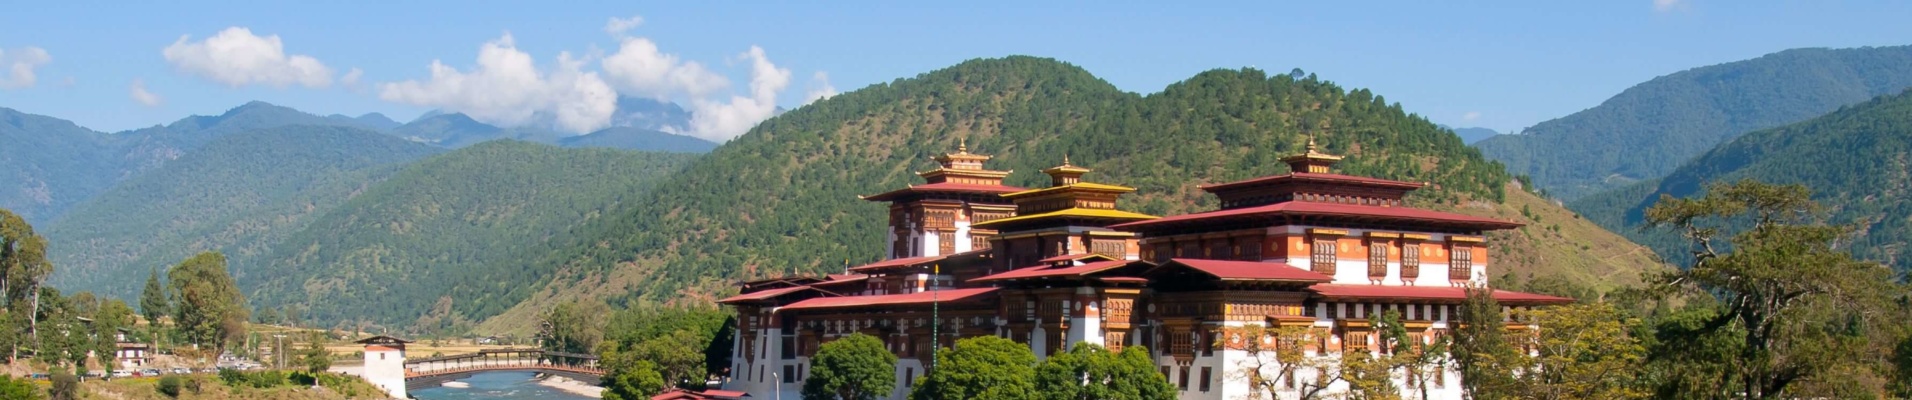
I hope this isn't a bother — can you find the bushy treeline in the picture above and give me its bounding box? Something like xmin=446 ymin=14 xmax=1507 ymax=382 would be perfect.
xmin=536 ymin=301 xmax=735 ymax=400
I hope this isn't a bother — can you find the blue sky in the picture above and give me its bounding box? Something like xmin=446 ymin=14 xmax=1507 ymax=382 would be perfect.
xmin=1 ymin=0 xmax=1908 ymax=140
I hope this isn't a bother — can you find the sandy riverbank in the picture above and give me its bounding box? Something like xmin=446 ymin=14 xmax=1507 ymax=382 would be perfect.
xmin=538 ymin=374 xmax=605 ymax=398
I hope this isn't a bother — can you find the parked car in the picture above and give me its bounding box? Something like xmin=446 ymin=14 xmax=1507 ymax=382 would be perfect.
xmin=171 ymin=368 xmax=191 ymax=375
xmin=142 ymin=368 xmax=162 ymax=376
xmin=111 ymin=370 xmax=133 ymax=378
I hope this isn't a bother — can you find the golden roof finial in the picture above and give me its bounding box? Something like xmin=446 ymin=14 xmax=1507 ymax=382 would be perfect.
xmin=958 ymin=137 xmax=969 ymax=153
xmin=1306 ymin=133 xmax=1319 ymax=153
xmin=1063 ymin=153 xmax=1072 ymax=166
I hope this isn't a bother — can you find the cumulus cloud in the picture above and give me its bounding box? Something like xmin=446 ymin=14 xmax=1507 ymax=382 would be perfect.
xmin=129 ymin=79 xmax=163 ymax=106
xmin=1653 ymin=0 xmax=1683 ymax=12
xmin=601 ymin=37 xmax=730 ymax=99
xmin=378 ymin=33 xmax=616 ymax=133
xmin=680 ymin=46 xmax=791 ymax=142
xmin=803 ymin=71 xmax=838 ymax=105
xmin=163 ymin=27 xmax=334 ymax=88
xmin=604 ymin=15 xmax=644 ymax=36
xmin=0 ymin=46 xmax=52 ymax=89
xmin=1462 ymin=111 xmax=1481 ymax=122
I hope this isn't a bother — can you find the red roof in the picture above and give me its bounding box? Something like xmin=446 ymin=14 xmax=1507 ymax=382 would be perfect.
xmin=1307 ymin=284 xmax=1573 ymax=305
xmin=717 ymin=285 xmax=815 ymax=304
xmin=847 ymin=255 xmax=947 ymax=272
xmin=861 ymin=182 xmax=1027 ymax=201
xmin=1201 ymin=172 xmax=1425 ymax=192
xmin=970 ymin=260 xmax=1133 ymax=283
xmin=1111 ymin=201 xmax=1520 ymax=231
xmin=1153 ymin=259 xmax=1335 ymax=282
xmin=780 ymin=288 xmax=999 ymax=311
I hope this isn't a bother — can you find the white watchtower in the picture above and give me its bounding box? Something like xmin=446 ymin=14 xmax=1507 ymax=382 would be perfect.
xmin=357 ymin=335 xmax=412 ymax=399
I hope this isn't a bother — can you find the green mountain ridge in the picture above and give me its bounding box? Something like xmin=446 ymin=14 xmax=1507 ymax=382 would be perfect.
xmin=1571 ymin=88 xmax=1912 ymax=272
xmin=472 ymin=56 xmax=1661 ymax=334
xmin=44 ymin=125 xmax=443 ymax=298
xmin=1478 ymin=45 xmax=1912 ymax=200
xmin=244 ymin=141 xmax=698 ymax=330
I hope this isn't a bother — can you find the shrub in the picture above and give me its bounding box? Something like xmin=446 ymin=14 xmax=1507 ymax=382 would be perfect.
xmin=49 ymin=370 xmax=80 ymax=400
xmin=157 ymin=375 xmax=185 ymax=398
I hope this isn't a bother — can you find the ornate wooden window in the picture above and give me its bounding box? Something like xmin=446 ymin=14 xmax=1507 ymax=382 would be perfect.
xmin=1345 ymin=331 xmax=1373 ymax=352
xmin=924 ymin=209 xmax=956 ymax=229
xmin=972 ymin=235 xmax=992 ymax=250
xmin=1450 ymin=245 xmax=1473 ymax=280
xmin=938 ymin=231 xmax=956 ymax=255
xmin=1311 ymin=238 xmax=1338 ymax=274
xmin=1238 ymin=237 xmax=1262 ymax=261
xmin=1401 ymin=243 xmax=1421 ymax=280
xmin=1105 ymin=331 xmax=1126 ymax=353
xmin=1092 ymin=239 xmax=1126 ymax=259
xmin=1169 ymin=328 xmax=1194 ymax=359
xmin=1368 ymin=241 xmax=1388 ymax=278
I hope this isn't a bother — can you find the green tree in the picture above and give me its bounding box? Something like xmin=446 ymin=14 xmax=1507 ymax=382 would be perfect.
xmin=1452 ymin=285 xmax=1519 ymax=400
xmin=539 ymin=300 xmax=609 ymax=358
xmin=139 ymin=267 xmax=169 ymax=327
xmin=86 ymin=297 xmax=136 ymax=375
xmin=909 ymin=336 xmax=1036 ymax=400
xmin=300 ymin=331 xmax=332 ymax=374
xmin=1512 ymin=302 xmax=1647 ymax=399
xmin=630 ymin=329 xmax=709 ymax=387
xmin=1644 ymin=180 xmax=1903 ymax=398
xmin=1 ymin=208 xmax=54 ymax=361
xmin=0 ymin=374 xmax=41 ymax=399
xmin=802 ymin=333 xmax=896 ymax=400
xmin=601 ymin=356 xmax=668 ymax=400
xmin=1034 ymin=343 xmax=1173 ymax=400
xmin=167 ymin=251 xmax=249 ymax=352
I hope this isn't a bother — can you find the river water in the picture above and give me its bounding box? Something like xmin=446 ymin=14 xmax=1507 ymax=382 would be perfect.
xmin=410 ymin=371 xmax=598 ymax=400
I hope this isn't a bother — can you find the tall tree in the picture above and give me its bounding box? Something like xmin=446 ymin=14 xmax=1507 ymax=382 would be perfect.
xmin=1644 ymin=180 xmax=1903 ymax=398
xmin=87 ymin=297 xmax=136 ymax=374
xmin=802 ymin=333 xmax=896 ymax=400
xmin=1033 ymin=343 xmax=1173 ymax=400
xmin=539 ymin=300 xmax=608 ymax=358
xmin=909 ymin=336 xmax=1037 ymax=400
xmin=1453 ymin=285 xmax=1518 ymax=400
xmin=167 ymin=251 xmax=248 ymax=352
xmin=139 ymin=268 xmax=169 ymax=327
xmin=1512 ymin=302 xmax=1647 ymax=399
xmin=601 ymin=356 xmax=667 ymax=400
xmin=0 ymin=209 xmax=53 ymax=360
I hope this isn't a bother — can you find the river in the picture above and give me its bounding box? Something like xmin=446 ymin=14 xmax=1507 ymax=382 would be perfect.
xmin=409 ymin=371 xmax=599 ymax=400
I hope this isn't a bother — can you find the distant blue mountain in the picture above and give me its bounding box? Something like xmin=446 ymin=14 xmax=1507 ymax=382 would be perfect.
xmin=559 ymin=127 xmax=717 ymax=153
xmin=1449 ymin=126 xmax=1500 ymax=144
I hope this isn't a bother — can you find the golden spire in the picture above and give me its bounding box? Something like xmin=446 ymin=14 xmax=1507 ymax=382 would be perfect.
xmin=958 ymin=137 xmax=969 ymax=153
xmin=1063 ymin=153 xmax=1072 ymax=166
xmin=1282 ymin=132 xmax=1343 ymax=174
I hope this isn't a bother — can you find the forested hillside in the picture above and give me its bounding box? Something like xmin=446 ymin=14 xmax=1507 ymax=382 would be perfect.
xmin=245 ymin=141 xmax=697 ymax=332
xmin=1573 ymin=88 xmax=1912 ymax=272
xmin=475 ymin=57 xmax=1661 ymax=333
xmin=1478 ymin=45 xmax=1912 ymax=200
xmin=1 ymin=102 xmax=377 ymax=224
xmin=44 ymin=125 xmax=441 ymax=298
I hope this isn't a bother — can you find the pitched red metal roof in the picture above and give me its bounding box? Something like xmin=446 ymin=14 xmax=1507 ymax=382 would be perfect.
xmin=970 ymin=260 xmax=1133 ymax=283
xmin=1110 ymin=201 xmax=1521 ymax=231
xmin=1306 ymin=284 xmax=1573 ymax=305
xmin=1200 ymin=172 xmax=1425 ymax=192
xmin=651 ymin=389 xmax=751 ymax=400
xmin=847 ymin=255 xmax=948 ymax=272
xmin=716 ymin=285 xmax=815 ymax=304
xmin=1156 ymin=259 xmax=1335 ymax=282
xmin=780 ymin=288 xmax=999 ymax=311
xmin=861 ymin=182 xmax=1027 ymax=201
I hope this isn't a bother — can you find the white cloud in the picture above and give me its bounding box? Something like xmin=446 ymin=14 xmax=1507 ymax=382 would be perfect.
xmin=1462 ymin=111 xmax=1481 ymax=122
xmin=162 ymin=27 xmax=334 ymax=88
xmin=601 ymin=37 xmax=729 ymax=99
xmin=604 ymin=15 xmax=644 ymax=36
xmin=0 ymin=46 xmax=52 ymax=89
xmin=341 ymin=67 xmax=363 ymax=86
xmin=803 ymin=71 xmax=838 ymax=105
xmin=1653 ymin=0 xmax=1683 ymax=12
xmin=680 ymin=46 xmax=791 ymax=142
xmin=378 ymin=33 xmax=616 ymax=133
xmin=129 ymin=79 xmax=163 ymax=107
